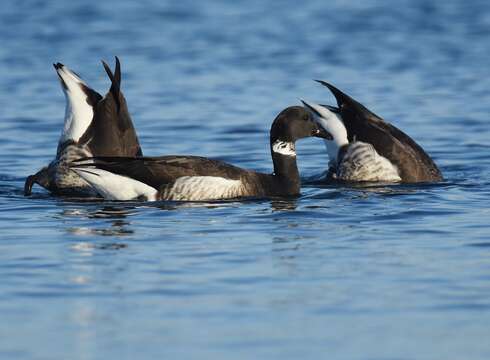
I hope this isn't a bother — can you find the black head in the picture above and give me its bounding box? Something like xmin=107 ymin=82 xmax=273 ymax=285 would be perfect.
xmin=270 ymin=106 xmax=331 ymax=144
xmin=24 ymin=166 xmax=53 ymax=195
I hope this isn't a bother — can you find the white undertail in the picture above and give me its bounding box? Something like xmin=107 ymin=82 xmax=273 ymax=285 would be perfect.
xmin=56 ymin=65 xmax=95 ymax=144
xmin=301 ymin=100 xmax=348 ymax=163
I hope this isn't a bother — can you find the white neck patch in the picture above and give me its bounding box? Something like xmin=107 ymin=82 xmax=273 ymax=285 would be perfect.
xmin=272 ymin=140 xmax=296 ymax=157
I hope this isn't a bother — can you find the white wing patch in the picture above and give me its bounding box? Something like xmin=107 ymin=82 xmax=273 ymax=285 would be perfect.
xmin=272 ymin=140 xmax=296 ymax=157
xmin=338 ymin=142 xmax=401 ymax=182
xmin=72 ymin=168 xmax=158 ymax=201
xmin=161 ymin=176 xmax=244 ymax=201
xmin=57 ymin=65 xmax=94 ymax=144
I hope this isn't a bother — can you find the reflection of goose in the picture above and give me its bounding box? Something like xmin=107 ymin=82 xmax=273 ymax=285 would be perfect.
xmin=24 ymin=57 xmax=142 ymax=196
xmin=70 ymin=107 xmax=330 ymax=201
xmin=302 ymin=81 xmax=443 ymax=183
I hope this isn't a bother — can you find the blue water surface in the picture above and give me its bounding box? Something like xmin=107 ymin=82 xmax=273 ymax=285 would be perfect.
xmin=1 ymin=0 xmax=490 ymax=359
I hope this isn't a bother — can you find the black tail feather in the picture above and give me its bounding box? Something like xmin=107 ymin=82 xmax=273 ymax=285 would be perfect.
xmin=315 ymin=80 xmax=346 ymax=108
xmin=102 ymin=56 xmax=121 ymax=112
xmin=315 ymin=80 xmax=382 ymax=121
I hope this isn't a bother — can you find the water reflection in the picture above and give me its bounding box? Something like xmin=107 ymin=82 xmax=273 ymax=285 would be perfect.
xmin=304 ymin=182 xmax=440 ymax=200
xmin=154 ymin=200 xmax=237 ymax=211
xmin=87 ymin=207 xmax=134 ymax=219
xmin=59 ymin=205 xmax=135 ymax=219
xmin=70 ymin=241 xmax=128 ymax=253
xmin=67 ymin=226 xmax=133 ymax=237
xmin=270 ymin=199 xmax=298 ymax=212
xmin=60 ymin=205 xmax=135 ymax=239
xmin=60 ymin=199 xmax=247 ymax=241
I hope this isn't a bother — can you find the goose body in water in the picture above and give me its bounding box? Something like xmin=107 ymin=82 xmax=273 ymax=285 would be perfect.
xmin=70 ymin=106 xmax=330 ymax=201
xmin=24 ymin=57 xmax=142 ymax=196
xmin=302 ymin=81 xmax=443 ymax=183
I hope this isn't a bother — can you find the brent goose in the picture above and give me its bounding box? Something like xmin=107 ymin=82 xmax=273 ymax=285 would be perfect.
xmin=24 ymin=57 xmax=142 ymax=196
xmin=69 ymin=106 xmax=330 ymax=201
xmin=302 ymin=81 xmax=443 ymax=183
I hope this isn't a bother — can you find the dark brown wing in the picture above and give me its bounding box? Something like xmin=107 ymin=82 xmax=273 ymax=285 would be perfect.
xmin=72 ymin=156 xmax=247 ymax=189
xmin=79 ymin=56 xmax=142 ymax=157
xmin=318 ymin=81 xmax=442 ymax=182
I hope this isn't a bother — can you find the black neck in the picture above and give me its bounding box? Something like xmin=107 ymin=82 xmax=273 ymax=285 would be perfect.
xmin=271 ymin=150 xmax=301 ymax=195
xmin=268 ymin=106 xmax=312 ymax=195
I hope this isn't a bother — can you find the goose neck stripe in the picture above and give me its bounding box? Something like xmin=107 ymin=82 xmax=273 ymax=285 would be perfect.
xmin=272 ymin=140 xmax=296 ymax=156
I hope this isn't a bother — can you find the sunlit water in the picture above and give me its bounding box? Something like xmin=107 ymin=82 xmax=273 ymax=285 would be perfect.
xmin=1 ymin=1 xmax=490 ymax=359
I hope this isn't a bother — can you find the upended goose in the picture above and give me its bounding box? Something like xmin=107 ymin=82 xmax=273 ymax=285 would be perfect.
xmin=69 ymin=106 xmax=330 ymax=201
xmin=24 ymin=57 xmax=142 ymax=196
xmin=302 ymin=81 xmax=443 ymax=183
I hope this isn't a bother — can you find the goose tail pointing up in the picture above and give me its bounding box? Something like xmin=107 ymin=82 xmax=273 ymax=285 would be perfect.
xmin=101 ymin=56 xmax=122 ymax=113
xmin=313 ymin=80 xmax=443 ymax=182
xmin=54 ymin=63 xmax=102 ymax=146
xmin=314 ymin=80 xmax=383 ymax=121
xmin=77 ymin=56 xmax=143 ymax=157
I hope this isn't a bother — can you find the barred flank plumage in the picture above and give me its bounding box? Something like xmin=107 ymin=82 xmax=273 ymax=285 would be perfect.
xmin=338 ymin=142 xmax=401 ymax=182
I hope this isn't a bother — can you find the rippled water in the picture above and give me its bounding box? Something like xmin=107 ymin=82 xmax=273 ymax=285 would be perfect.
xmin=1 ymin=0 xmax=490 ymax=359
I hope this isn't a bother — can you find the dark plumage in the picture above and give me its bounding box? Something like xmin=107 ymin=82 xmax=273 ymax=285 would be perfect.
xmin=24 ymin=57 xmax=142 ymax=196
xmin=305 ymin=81 xmax=443 ymax=183
xmin=70 ymin=106 xmax=330 ymax=201
xmin=77 ymin=58 xmax=142 ymax=157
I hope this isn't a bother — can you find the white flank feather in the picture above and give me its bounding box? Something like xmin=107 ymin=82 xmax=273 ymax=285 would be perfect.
xmin=56 ymin=65 xmax=95 ymax=143
xmin=72 ymin=168 xmax=158 ymax=201
xmin=162 ymin=176 xmax=243 ymax=201
xmin=272 ymin=140 xmax=296 ymax=157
